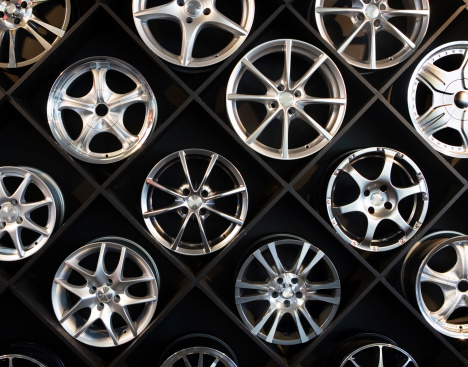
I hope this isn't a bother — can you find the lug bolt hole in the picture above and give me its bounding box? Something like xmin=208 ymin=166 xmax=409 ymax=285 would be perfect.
xmin=203 ymin=8 xmax=210 ymax=15
xmin=380 ymin=185 xmax=387 ymax=192
xmin=380 ymin=3 xmax=386 ymax=10
xmin=284 ymin=300 xmax=290 ymax=307
xmin=201 ymin=190 xmax=208 ymax=197
xmin=277 ymin=84 xmax=285 ymax=91
xmin=181 ymin=207 xmax=189 ymax=215
xmin=106 ymin=279 xmax=113 ymax=286
xmin=291 ymin=278 xmax=298 ymax=284
xmin=296 ymin=292 xmax=303 ymax=298
xmin=357 ymin=13 xmax=364 ymax=21
xmin=186 ymin=17 xmax=193 ymax=23
xmin=272 ymin=291 xmax=278 ymax=298
xmin=114 ymin=295 xmax=120 ymax=303
xmin=288 ymin=107 xmax=295 ymax=115
xmin=270 ymin=102 xmax=278 ymax=109
xmin=200 ymin=208 xmax=207 ymax=216
xmin=277 ymin=278 xmax=283 ymax=284
xmin=11 ymin=200 xmax=17 ymax=206
xmin=0 ymin=12 xmax=4 ymax=17
xmin=294 ymin=90 xmax=301 ymax=97
xmin=90 ymin=286 xmax=97 ymax=294
xmin=363 ymin=0 xmax=370 ymax=3
xmin=14 ymin=18 xmax=20 ymax=24
xmin=364 ymin=190 xmax=370 ymax=197
xmin=16 ymin=217 xmax=23 ymax=224
xmin=182 ymin=188 xmax=190 ymax=196
xmin=374 ymin=19 xmax=381 ymax=27
xmin=97 ymin=303 xmax=104 ymax=310
xmin=368 ymin=207 xmax=375 ymax=214
xmin=384 ymin=202 xmax=392 ymax=210
xmin=177 ymin=0 xmax=184 ymax=5
xmin=21 ymin=1 xmax=27 ymax=8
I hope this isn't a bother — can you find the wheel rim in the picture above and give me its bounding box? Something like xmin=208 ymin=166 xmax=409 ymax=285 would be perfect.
xmin=235 ymin=235 xmax=341 ymax=345
xmin=340 ymin=342 xmax=418 ymax=366
xmin=0 ymin=354 xmax=47 ymax=367
xmin=141 ymin=149 xmax=248 ymax=256
xmin=161 ymin=347 xmax=237 ymax=366
xmin=326 ymin=147 xmax=429 ymax=252
xmin=226 ymin=39 xmax=346 ymax=160
xmin=51 ymin=237 xmax=159 ymax=347
xmin=132 ymin=0 xmax=254 ymax=67
xmin=47 ymin=57 xmax=157 ymax=164
xmin=315 ymin=0 xmax=429 ymax=69
xmin=0 ymin=166 xmax=64 ymax=261
xmin=408 ymin=41 xmax=468 ymax=158
xmin=0 ymin=0 xmax=70 ymax=68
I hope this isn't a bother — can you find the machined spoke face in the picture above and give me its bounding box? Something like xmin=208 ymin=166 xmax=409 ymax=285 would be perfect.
xmin=52 ymin=238 xmax=159 ymax=347
xmin=226 ymin=39 xmax=346 ymax=160
xmin=161 ymin=346 xmax=237 ymax=367
xmin=142 ymin=149 xmax=248 ymax=256
xmin=315 ymin=0 xmax=429 ymax=69
xmin=340 ymin=342 xmax=419 ymax=367
xmin=235 ymin=236 xmax=340 ymax=345
xmin=133 ymin=0 xmax=254 ymax=67
xmin=408 ymin=42 xmax=468 ymax=158
xmin=47 ymin=57 xmax=157 ymax=164
xmin=326 ymin=148 xmax=429 ymax=252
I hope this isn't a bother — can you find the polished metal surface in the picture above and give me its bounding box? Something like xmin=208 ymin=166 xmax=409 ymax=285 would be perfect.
xmin=226 ymin=39 xmax=346 ymax=160
xmin=47 ymin=57 xmax=157 ymax=164
xmin=340 ymin=342 xmax=418 ymax=367
xmin=408 ymin=41 xmax=468 ymax=158
xmin=315 ymin=0 xmax=429 ymax=69
xmin=161 ymin=347 xmax=237 ymax=367
xmin=133 ymin=0 xmax=254 ymax=67
xmin=0 ymin=354 xmax=47 ymax=367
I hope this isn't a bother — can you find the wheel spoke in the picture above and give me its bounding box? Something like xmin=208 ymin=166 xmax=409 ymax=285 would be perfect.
xmin=114 ymin=306 xmax=138 ymax=337
xmin=180 ymin=24 xmax=200 ymax=66
xmin=73 ymin=121 xmax=100 ymax=152
xmin=430 ymin=293 xmax=462 ymax=323
xmin=58 ymin=94 xmax=95 ymax=113
xmin=100 ymin=313 xmax=118 ymax=346
xmin=108 ymin=85 xmax=148 ymax=110
xmin=208 ymin=9 xmax=247 ymax=37
xmin=73 ymin=308 xmax=100 ymax=338
xmin=198 ymin=352 xmax=203 ymax=367
xmin=298 ymin=96 xmax=346 ymax=105
xmin=241 ymin=58 xmax=277 ymax=91
xmin=417 ymin=62 xmax=450 ymax=94
xmin=368 ymin=24 xmax=377 ymax=69
xmin=59 ymin=298 xmax=94 ymax=323
xmin=251 ymin=305 xmax=276 ymax=335
xmin=119 ymin=275 xmax=155 ymax=288
xmin=420 ymin=265 xmax=458 ymax=289
xmin=299 ymin=250 xmax=324 ymax=277
xmin=452 ymin=243 xmax=468 ymax=279
xmin=253 ymin=249 xmax=277 ymax=278
xmin=235 ymin=293 xmax=269 ymax=304
xmin=306 ymin=293 xmax=340 ymax=305
xmin=246 ymin=108 xmax=281 ymax=145
xmin=462 ymin=49 xmax=468 ymax=90
xmin=196 ymin=212 xmax=211 ymax=253
xmin=207 ymin=186 xmax=246 ymax=201
xmin=206 ymin=206 xmax=243 ymax=226
xmin=378 ymin=345 xmax=384 ymax=367
xmin=337 ymin=20 xmax=369 ymax=55
xmin=341 ymin=165 xmax=371 ymax=190
xmin=210 ymin=358 xmax=219 ymax=367
xmin=8 ymin=29 xmax=16 ymax=68
xmin=332 ymin=199 xmax=362 ymax=215
xmin=65 ymin=259 xmax=95 ymax=281
xmin=281 ymin=109 xmax=290 ymax=159
xmin=293 ymin=309 xmax=309 ymax=343
xmin=133 ymin=2 xmax=179 ymax=22
xmin=113 ymin=246 xmax=127 ymax=279
xmin=306 ymin=280 xmax=341 ymax=291
xmin=143 ymin=201 xmax=185 ymax=218
xmin=179 ymin=150 xmax=194 ymax=191
xmin=8 ymin=228 xmax=24 ymax=258
xmin=21 ymin=217 xmax=49 ymax=236
xmin=388 ymin=211 xmax=413 ymax=234
xmin=109 ymin=120 xmax=139 ymax=149
xmin=95 ymin=243 xmax=108 ymax=281
xmin=120 ymin=293 xmax=157 ymax=306
xmin=381 ymin=18 xmax=416 ymax=49
xmin=30 ymin=17 xmax=65 ymax=37
xmin=23 ymin=23 xmax=52 ymax=51
xmin=268 ymin=242 xmax=285 ymax=274
xmin=0 ymin=176 xmax=10 ymax=198
xmin=11 ymin=173 xmax=32 ymax=202
xmin=315 ymin=7 xmax=362 ymax=16
xmin=416 ymin=105 xmax=451 ymax=136
xmin=382 ymin=9 xmax=429 ymax=18
xmin=296 ymin=107 xmax=333 ymax=141
xmin=283 ymin=39 xmax=292 ymax=89
xmin=293 ymin=53 xmax=328 ymax=90
xmin=235 ymin=280 xmax=269 ymax=291
xmin=227 ymin=93 xmax=276 ymax=103
xmin=198 ymin=153 xmax=218 ymax=191
xmin=395 ymin=184 xmax=424 ymax=200
xmin=299 ymin=306 xmax=322 ymax=335
xmin=360 ymin=217 xmax=380 ymax=248
xmin=146 ymin=179 xmax=185 ymax=199
xmin=91 ymin=64 xmax=110 ymax=103
xmin=266 ymin=310 xmax=283 ymax=343
xmin=171 ymin=212 xmax=192 ymax=250
xmin=377 ymin=151 xmax=396 ymax=181
xmin=292 ymin=242 xmax=311 ymax=274
xmin=54 ymin=278 xmax=88 ymax=298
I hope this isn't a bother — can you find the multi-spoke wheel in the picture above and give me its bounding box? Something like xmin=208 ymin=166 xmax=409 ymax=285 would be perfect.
xmin=235 ymin=235 xmax=341 ymax=345
xmin=408 ymin=41 xmax=468 ymax=158
xmin=141 ymin=149 xmax=248 ymax=256
xmin=52 ymin=237 xmax=159 ymax=347
xmin=326 ymin=147 xmax=428 ymax=252
xmin=226 ymin=39 xmax=346 ymax=160
xmin=0 ymin=0 xmax=70 ymax=68
xmin=401 ymin=231 xmax=468 ymax=338
xmin=132 ymin=0 xmax=254 ymax=67
xmin=47 ymin=57 xmax=157 ymax=164
xmin=315 ymin=0 xmax=429 ymax=69
xmin=0 ymin=166 xmax=64 ymax=261
xmin=0 ymin=343 xmax=65 ymax=367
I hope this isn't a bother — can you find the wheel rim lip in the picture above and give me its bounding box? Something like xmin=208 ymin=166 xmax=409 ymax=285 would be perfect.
xmin=141 ymin=148 xmax=248 ymax=256
xmin=0 ymin=354 xmax=47 ymax=367
xmin=47 ymin=56 xmax=157 ymax=164
xmin=226 ymin=38 xmax=346 ymax=160
xmin=408 ymin=41 xmax=468 ymax=158
xmin=132 ymin=0 xmax=255 ymax=68
xmin=314 ymin=0 xmax=429 ymax=70
xmin=51 ymin=239 xmax=159 ymax=347
xmin=235 ymin=238 xmax=341 ymax=345
xmin=161 ymin=346 xmax=238 ymax=367
xmin=340 ymin=343 xmax=418 ymax=366
xmin=326 ymin=147 xmax=429 ymax=252
xmin=0 ymin=166 xmax=62 ymax=261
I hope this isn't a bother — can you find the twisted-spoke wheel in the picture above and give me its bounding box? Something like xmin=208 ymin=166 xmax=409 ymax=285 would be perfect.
xmin=52 ymin=237 xmax=159 ymax=347
xmin=402 ymin=232 xmax=468 ymax=338
xmin=226 ymin=39 xmax=346 ymax=160
xmin=315 ymin=0 xmax=429 ymax=69
xmin=326 ymin=147 xmax=428 ymax=252
xmin=235 ymin=235 xmax=341 ymax=345
xmin=133 ymin=0 xmax=254 ymax=67
xmin=408 ymin=41 xmax=468 ymax=158
xmin=47 ymin=57 xmax=157 ymax=164
xmin=0 ymin=166 xmax=64 ymax=261
xmin=142 ymin=149 xmax=248 ymax=255
xmin=0 ymin=0 xmax=70 ymax=68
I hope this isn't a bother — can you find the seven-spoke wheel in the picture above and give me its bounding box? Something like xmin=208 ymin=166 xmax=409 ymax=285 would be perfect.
xmin=52 ymin=237 xmax=159 ymax=347
xmin=47 ymin=57 xmax=157 ymax=164
xmin=326 ymin=147 xmax=428 ymax=252
xmin=235 ymin=235 xmax=341 ymax=345
xmin=226 ymin=39 xmax=346 ymax=160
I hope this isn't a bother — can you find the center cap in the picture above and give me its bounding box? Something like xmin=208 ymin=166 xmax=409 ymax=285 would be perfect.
xmin=371 ymin=192 xmax=384 ymax=206
xmin=0 ymin=204 xmax=19 ymax=223
xmin=97 ymin=286 xmax=113 ymax=302
xmin=279 ymin=92 xmax=294 ymax=107
xmin=6 ymin=3 xmax=17 ymax=14
xmin=187 ymin=195 xmax=203 ymax=210
xmin=365 ymin=4 xmax=380 ymax=19
xmin=454 ymin=91 xmax=468 ymax=109
xmin=282 ymin=284 xmax=294 ymax=299
xmin=185 ymin=0 xmax=202 ymax=17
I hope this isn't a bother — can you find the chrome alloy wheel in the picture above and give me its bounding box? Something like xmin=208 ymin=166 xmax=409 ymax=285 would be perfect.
xmin=315 ymin=0 xmax=429 ymax=69
xmin=326 ymin=147 xmax=428 ymax=252
xmin=0 ymin=343 xmax=65 ymax=367
xmin=0 ymin=0 xmax=70 ymax=68
xmin=47 ymin=57 xmax=157 ymax=164
xmin=408 ymin=42 xmax=468 ymax=158
xmin=132 ymin=0 xmax=254 ymax=67
xmin=340 ymin=341 xmax=418 ymax=366
xmin=0 ymin=166 xmax=64 ymax=261
xmin=235 ymin=235 xmax=341 ymax=345
xmin=52 ymin=237 xmax=159 ymax=347
xmin=161 ymin=347 xmax=237 ymax=367
xmin=0 ymin=355 xmax=46 ymax=367
xmin=226 ymin=39 xmax=346 ymax=160
xmin=142 ymin=149 xmax=248 ymax=255
xmin=402 ymin=232 xmax=468 ymax=338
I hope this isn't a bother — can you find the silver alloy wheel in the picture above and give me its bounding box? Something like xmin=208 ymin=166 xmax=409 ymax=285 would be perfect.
xmin=52 ymin=237 xmax=159 ymax=347
xmin=340 ymin=343 xmax=418 ymax=366
xmin=142 ymin=149 xmax=248 ymax=255
xmin=0 ymin=166 xmax=64 ymax=261
xmin=226 ymin=39 xmax=346 ymax=160
xmin=0 ymin=354 xmax=46 ymax=367
xmin=132 ymin=0 xmax=254 ymax=67
xmin=326 ymin=147 xmax=428 ymax=252
xmin=315 ymin=0 xmax=429 ymax=69
xmin=235 ymin=235 xmax=341 ymax=345
xmin=408 ymin=41 xmax=468 ymax=158
xmin=161 ymin=347 xmax=237 ymax=366
xmin=47 ymin=57 xmax=157 ymax=164
xmin=0 ymin=0 xmax=70 ymax=68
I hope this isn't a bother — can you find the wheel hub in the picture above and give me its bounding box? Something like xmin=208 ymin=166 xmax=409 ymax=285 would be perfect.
xmin=370 ymin=192 xmax=384 ymax=206
xmin=454 ymin=91 xmax=468 ymax=109
xmin=279 ymin=92 xmax=294 ymax=107
xmin=6 ymin=3 xmax=17 ymax=14
xmin=187 ymin=194 xmax=203 ymax=210
xmin=365 ymin=4 xmax=380 ymax=19
xmin=0 ymin=203 xmax=19 ymax=223
xmin=185 ymin=0 xmax=203 ymax=17
xmin=272 ymin=273 xmax=304 ymax=309
xmin=97 ymin=286 xmax=114 ymax=303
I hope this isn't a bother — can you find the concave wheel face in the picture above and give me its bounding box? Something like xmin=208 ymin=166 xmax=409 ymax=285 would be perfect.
xmin=51 ymin=237 xmax=159 ymax=347
xmin=315 ymin=0 xmax=429 ymax=69
xmin=235 ymin=236 xmax=341 ymax=345
xmin=47 ymin=57 xmax=157 ymax=164
xmin=226 ymin=39 xmax=346 ymax=160
xmin=408 ymin=42 xmax=468 ymax=158
xmin=142 ymin=149 xmax=248 ymax=256
xmin=0 ymin=0 xmax=70 ymax=68
xmin=161 ymin=347 xmax=237 ymax=367
xmin=132 ymin=0 xmax=254 ymax=67
xmin=0 ymin=166 xmax=64 ymax=261
xmin=326 ymin=147 xmax=428 ymax=252
xmin=340 ymin=343 xmax=418 ymax=367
